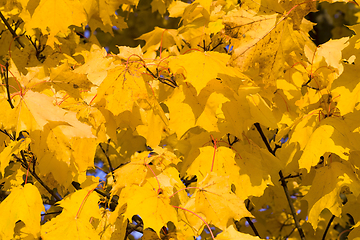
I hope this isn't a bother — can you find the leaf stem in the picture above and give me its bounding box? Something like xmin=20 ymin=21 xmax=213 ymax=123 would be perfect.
xmin=172 ymin=205 xmax=215 ymax=240
xmin=75 ymin=187 xmax=96 ymax=219
xmin=144 ymin=160 xmax=161 ymax=194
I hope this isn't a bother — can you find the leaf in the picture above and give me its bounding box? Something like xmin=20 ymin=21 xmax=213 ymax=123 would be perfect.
xmin=216 ymin=225 xmax=260 ymax=239
xmin=0 ymin=184 xmax=44 ymax=239
xmin=304 ymin=162 xmax=360 ymax=229
xmin=95 ymin=64 xmax=151 ymax=116
xmin=41 ymin=216 xmax=100 ymax=240
xmin=187 ymin=172 xmax=253 ymax=230
xmin=41 ymin=183 xmax=101 ymax=239
xmin=169 ymin=51 xmax=232 ymax=94
xmin=121 ymin=184 xmax=178 ymax=234
xmin=31 ymin=123 xmax=97 ymax=187
xmin=223 ymin=4 xmax=315 ymax=82
xmin=111 ymin=151 xmax=151 ymax=194
xmin=10 ymin=90 xmax=95 ymax=138
xmin=298 ymin=117 xmax=357 ymax=172
xmin=22 ymin=0 xmax=87 ymax=46
xmin=0 ymin=139 xmax=28 ymax=176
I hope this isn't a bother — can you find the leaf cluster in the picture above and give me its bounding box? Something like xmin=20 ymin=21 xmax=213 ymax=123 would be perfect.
xmin=0 ymin=0 xmax=360 ymax=240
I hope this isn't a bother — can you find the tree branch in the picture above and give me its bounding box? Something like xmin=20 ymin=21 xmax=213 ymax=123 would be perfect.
xmin=322 ymin=215 xmax=335 ymax=240
xmin=16 ymin=151 xmax=62 ymax=202
xmin=0 ymin=11 xmax=25 ymax=48
xmin=253 ymin=122 xmax=306 ymax=240
xmin=4 ymin=62 xmax=14 ymax=109
xmin=99 ymin=143 xmax=116 ymax=183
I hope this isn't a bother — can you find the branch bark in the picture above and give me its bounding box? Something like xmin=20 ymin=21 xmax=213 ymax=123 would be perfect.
xmin=0 ymin=11 xmax=25 ymax=48
xmin=254 ymin=122 xmax=306 ymax=240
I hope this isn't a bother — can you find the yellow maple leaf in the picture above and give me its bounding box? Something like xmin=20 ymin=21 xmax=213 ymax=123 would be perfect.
xmin=169 ymin=51 xmax=232 ymax=94
xmin=22 ymin=0 xmax=87 ymax=47
xmin=304 ymin=162 xmax=360 ymax=229
xmin=111 ymin=151 xmax=151 ymax=195
xmin=41 ymin=183 xmax=101 ymax=239
xmin=121 ymin=184 xmax=178 ymax=234
xmin=188 ymin=172 xmax=253 ymax=230
xmin=0 ymin=138 xmax=29 ymax=176
xmin=216 ymin=225 xmax=260 ymax=239
xmin=298 ymin=117 xmax=357 ymax=172
xmin=0 ymin=184 xmax=44 ymax=239
xmin=223 ymin=4 xmax=315 ymax=83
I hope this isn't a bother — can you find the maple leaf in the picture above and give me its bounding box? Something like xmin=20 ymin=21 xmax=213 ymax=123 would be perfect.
xmin=168 ymin=51 xmax=233 ymax=94
xmin=111 ymin=151 xmax=152 ymax=194
xmin=120 ymin=184 xmax=178 ymax=234
xmin=184 ymin=172 xmax=253 ymax=230
xmin=304 ymin=162 xmax=360 ymax=229
xmin=30 ymin=123 xmax=97 ymax=187
xmin=21 ymin=0 xmax=87 ymax=47
xmin=0 ymin=138 xmax=29 ymax=176
xmin=216 ymin=225 xmax=260 ymax=239
xmin=298 ymin=117 xmax=358 ymax=172
xmin=0 ymin=184 xmax=44 ymax=239
xmin=41 ymin=183 xmax=101 ymax=239
xmin=331 ymin=55 xmax=360 ymax=115
xmin=223 ymin=3 xmax=315 ymax=82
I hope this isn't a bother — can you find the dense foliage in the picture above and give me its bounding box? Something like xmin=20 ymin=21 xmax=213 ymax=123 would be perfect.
xmin=0 ymin=0 xmax=360 ymax=239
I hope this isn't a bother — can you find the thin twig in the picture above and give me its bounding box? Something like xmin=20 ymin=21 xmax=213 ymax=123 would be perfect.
xmin=322 ymin=215 xmax=335 ymax=240
xmin=4 ymin=62 xmax=14 ymax=109
xmin=16 ymin=151 xmax=62 ymax=202
xmin=254 ymin=122 xmax=306 ymax=240
xmin=279 ymin=171 xmax=306 ymax=240
xmin=99 ymin=143 xmax=116 ymax=183
xmin=254 ymin=123 xmax=274 ymax=155
xmin=245 ymin=217 xmax=261 ymax=237
xmin=0 ymin=11 xmax=25 ymax=48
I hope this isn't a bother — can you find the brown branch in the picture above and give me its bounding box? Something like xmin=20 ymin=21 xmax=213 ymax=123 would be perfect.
xmin=99 ymin=143 xmax=116 ymax=183
xmin=16 ymin=151 xmax=62 ymax=202
xmin=253 ymin=122 xmax=306 ymax=240
xmin=322 ymin=215 xmax=335 ymax=240
xmin=0 ymin=11 xmax=25 ymax=48
xmin=4 ymin=62 xmax=14 ymax=109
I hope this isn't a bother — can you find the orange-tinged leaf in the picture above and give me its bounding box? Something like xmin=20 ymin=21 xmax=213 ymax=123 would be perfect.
xmin=121 ymin=185 xmax=178 ymax=234
xmin=0 ymin=184 xmax=44 ymax=239
xmin=304 ymin=162 xmax=360 ymax=229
